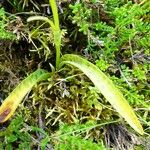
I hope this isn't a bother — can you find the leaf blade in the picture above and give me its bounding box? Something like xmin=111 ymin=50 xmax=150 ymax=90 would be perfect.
xmin=0 ymin=69 xmax=50 ymax=123
xmin=61 ymin=54 xmax=144 ymax=135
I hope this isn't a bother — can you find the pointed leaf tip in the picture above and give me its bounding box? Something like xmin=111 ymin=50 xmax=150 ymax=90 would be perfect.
xmin=61 ymin=54 xmax=144 ymax=135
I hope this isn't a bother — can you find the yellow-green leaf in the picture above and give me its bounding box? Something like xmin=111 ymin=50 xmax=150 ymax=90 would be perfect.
xmin=0 ymin=69 xmax=50 ymax=123
xmin=61 ymin=54 xmax=144 ymax=135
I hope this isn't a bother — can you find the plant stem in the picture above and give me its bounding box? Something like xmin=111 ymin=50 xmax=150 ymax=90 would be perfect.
xmin=49 ymin=0 xmax=61 ymax=69
xmin=55 ymin=43 xmax=61 ymax=69
xmin=49 ymin=0 xmax=60 ymax=30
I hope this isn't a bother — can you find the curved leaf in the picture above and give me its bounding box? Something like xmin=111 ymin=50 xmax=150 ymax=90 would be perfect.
xmin=27 ymin=16 xmax=55 ymax=30
xmin=61 ymin=54 xmax=144 ymax=135
xmin=0 ymin=69 xmax=50 ymax=123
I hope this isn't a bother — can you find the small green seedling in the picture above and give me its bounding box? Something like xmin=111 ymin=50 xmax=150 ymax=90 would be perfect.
xmin=0 ymin=0 xmax=144 ymax=135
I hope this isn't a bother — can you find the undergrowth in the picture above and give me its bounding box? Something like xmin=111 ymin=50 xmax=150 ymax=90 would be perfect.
xmin=0 ymin=0 xmax=149 ymax=149
xmin=69 ymin=0 xmax=150 ymax=127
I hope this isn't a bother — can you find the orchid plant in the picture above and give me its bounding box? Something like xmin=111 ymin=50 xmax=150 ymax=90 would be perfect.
xmin=0 ymin=0 xmax=144 ymax=135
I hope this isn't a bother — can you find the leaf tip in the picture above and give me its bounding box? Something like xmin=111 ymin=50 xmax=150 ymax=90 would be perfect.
xmin=0 ymin=108 xmax=11 ymax=123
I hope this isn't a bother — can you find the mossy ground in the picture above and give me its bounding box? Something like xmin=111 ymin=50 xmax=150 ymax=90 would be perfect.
xmin=0 ymin=0 xmax=149 ymax=149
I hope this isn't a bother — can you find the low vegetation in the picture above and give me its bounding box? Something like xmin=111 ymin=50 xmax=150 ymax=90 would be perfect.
xmin=0 ymin=0 xmax=149 ymax=149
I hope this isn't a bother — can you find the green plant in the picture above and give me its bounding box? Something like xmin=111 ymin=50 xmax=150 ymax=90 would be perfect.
xmin=0 ymin=8 xmax=15 ymax=40
xmin=69 ymin=3 xmax=91 ymax=35
xmin=55 ymin=135 xmax=106 ymax=150
xmin=0 ymin=115 xmax=53 ymax=149
xmin=69 ymin=1 xmax=149 ymax=60
xmin=0 ymin=0 xmax=144 ymax=135
xmin=53 ymin=121 xmax=115 ymax=150
xmin=0 ymin=116 xmax=31 ymax=149
xmin=69 ymin=0 xmax=149 ymax=127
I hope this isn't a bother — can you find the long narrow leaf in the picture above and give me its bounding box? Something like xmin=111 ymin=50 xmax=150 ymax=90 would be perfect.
xmin=27 ymin=16 xmax=55 ymax=30
xmin=61 ymin=54 xmax=144 ymax=135
xmin=0 ymin=69 xmax=50 ymax=123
